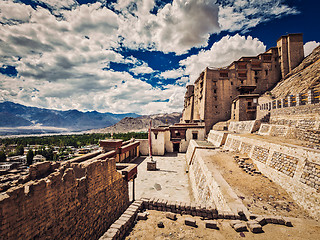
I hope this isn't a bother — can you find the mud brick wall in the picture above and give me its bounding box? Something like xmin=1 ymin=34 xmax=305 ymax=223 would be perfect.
xmin=223 ymin=134 xmax=320 ymax=220
xmin=300 ymin=161 xmax=320 ymax=191
xmin=0 ymin=158 xmax=129 ymax=240
xmin=269 ymin=152 xmax=298 ymax=177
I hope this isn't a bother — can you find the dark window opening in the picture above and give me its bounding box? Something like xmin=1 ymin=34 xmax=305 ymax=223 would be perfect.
xmin=231 ymin=82 xmax=233 ymax=85
xmin=265 ymin=70 xmax=268 ymax=75
xmin=234 ymin=103 xmax=236 ymax=109
xmin=154 ymin=133 xmax=158 ymax=139
xmin=192 ymin=132 xmax=198 ymax=140
xmin=214 ymin=89 xmax=217 ymax=94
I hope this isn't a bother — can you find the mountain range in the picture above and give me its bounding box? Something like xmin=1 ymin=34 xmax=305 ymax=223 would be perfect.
xmin=0 ymin=101 xmax=139 ymax=135
xmin=91 ymin=112 xmax=182 ymax=133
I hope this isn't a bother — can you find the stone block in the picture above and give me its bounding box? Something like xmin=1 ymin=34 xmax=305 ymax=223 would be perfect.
xmin=283 ymin=217 xmax=293 ymax=227
xmin=205 ymin=220 xmax=218 ymax=229
xmin=166 ymin=212 xmax=177 ymax=221
xmin=255 ymin=216 xmax=266 ymax=226
xmin=185 ymin=218 xmax=197 ymax=227
xmin=233 ymin=223 xmax=248 ymax=232
xmin=247 ymin=223 xmax=263 ymax=233
xmin=137 ymin=212 xmax=148 ymax=220
xmin=229 ymin=220 xmax=241 ymax=228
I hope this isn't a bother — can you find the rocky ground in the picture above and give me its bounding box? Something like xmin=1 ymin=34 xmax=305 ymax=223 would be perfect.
xmin=125 ymin=210 xmax=320 ymax=240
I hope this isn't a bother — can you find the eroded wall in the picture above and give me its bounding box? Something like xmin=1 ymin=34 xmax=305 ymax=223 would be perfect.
xmin=0 ymin=158 xmax=129 ymax=240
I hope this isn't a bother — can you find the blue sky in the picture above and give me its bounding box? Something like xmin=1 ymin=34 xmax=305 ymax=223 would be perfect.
xmin=0 ymin=0 xmax=319 ymax=114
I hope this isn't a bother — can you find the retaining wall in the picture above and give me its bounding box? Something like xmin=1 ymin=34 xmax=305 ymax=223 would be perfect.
xmin=0 ymin=158 xmax=129 ymax=240
xmin=207 ymin=130 xmax=228 ymax=147
xmin=186 ymin=140 xmax=245 ymax=214
xmin=223 ymin=134 xmax=320 ymax=220
xmin=228 ymin=120 xmax=261 ymax=133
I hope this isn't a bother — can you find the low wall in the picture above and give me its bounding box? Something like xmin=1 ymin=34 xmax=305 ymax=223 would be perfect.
xmin=207 ymin=130 xmax=228 ymax=147
xmin=137 ymin=139 xmax=149 ymax=156
xmin=258 ymin=123 xmax=320 ymax=146
xmin=228 ymin=120 xmax=261 ymax=133
xmin=223 ymin=134 xmax=320 ymax=220
xmin=186 ymin=140 xmax=246 ymax=215
xmin=0 ymin=157 xmax=129 ymax=239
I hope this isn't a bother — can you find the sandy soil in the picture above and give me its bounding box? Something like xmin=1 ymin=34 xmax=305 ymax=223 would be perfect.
xmin=204 ymin=150 xmax=311 ymax=218
xmin=126 ymin=210 xmax=320 ymax=240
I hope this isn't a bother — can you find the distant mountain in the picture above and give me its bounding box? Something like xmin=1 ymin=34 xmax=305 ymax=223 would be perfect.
xmin=91 ymin=112 xmax=182 ymax=133
xmin=0 ymin=101 xmax=139 ymax=134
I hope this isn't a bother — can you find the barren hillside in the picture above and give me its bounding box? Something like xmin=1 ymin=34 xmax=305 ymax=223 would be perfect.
xmin=90 ymin=112 xmax=182 ymax=133
xmin=270 ymin=45 xmax=320 ymax=98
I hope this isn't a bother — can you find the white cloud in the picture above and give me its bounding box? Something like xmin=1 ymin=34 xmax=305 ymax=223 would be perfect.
xmin=116 ymin=0 xmax=220 ymax=54
xmin=219 ymin=0 xmax=299 ymax=33
xmin=130 ymin=62 xmax=154 ymax=75
xmin=160 ymin=68 xmax=184 ymax=79
xmin=0 ymin=0 xmax=302 ymax=116
xmin=180 ymin=34 xmax=266 ymax=82
xmin=304 ymin=41 xmax=320 ymax=57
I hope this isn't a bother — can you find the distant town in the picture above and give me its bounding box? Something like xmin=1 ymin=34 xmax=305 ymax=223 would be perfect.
xmin=0 ymin=132 xmax=147 ymax=175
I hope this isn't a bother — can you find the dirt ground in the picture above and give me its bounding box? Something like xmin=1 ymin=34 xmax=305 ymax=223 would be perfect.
xmin=125 ymin=150 xmax=320 ymax=239
xmin=203 ymin=150 xmax=312 ymax=218
xmin=125 ymin=210 xmax=320 ymax=240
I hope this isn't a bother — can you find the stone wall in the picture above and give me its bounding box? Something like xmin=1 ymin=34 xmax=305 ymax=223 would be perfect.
xmin=0 ymin=157 xmax=129 ymax=239
xmin=186 ymin=141 xmax=230 ymax=212
xmin=207 ymin=130 xmax=228 ymax=147
xmin=228 ymin=120 xmax=261 ymax=133
xmin=223 ymin=134 xmax=320 ymax=220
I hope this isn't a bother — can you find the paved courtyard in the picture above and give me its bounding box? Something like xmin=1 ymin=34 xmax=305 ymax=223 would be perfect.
xmin=129 ymin=153 xmax=192 ymax=203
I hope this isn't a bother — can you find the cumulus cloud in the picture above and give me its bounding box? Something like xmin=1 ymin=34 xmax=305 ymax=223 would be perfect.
xmin=0 ymin=0 xmax=301 ymax=115
xmin=304 ymin=41 xmax=320 ymax=57
xmin=115 ymin=0 xmax=220 ymax=54
xmin=180 ymin=34 xmax=266 ymax=82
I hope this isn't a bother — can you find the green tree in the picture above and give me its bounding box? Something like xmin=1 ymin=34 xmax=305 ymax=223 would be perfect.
xmin=16 ymin=145 xmax=24 ymax=155
xmin=0 ymin=151 xmax=6 ymax=162
xmin=27 ymin=149 xmax=34 ymax=166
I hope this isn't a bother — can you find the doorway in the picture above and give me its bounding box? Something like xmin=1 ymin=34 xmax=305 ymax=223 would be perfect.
xmin=173 ymin=143 xmax=180 ymax=152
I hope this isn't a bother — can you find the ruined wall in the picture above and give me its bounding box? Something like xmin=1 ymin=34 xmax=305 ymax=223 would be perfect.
xmin=223 ymin=134 xmax=320 ymax=220
xmin=0 ymin=158 xmax=129 ymax=240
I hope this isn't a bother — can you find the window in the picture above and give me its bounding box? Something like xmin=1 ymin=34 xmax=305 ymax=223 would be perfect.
xmin=231 ymin=81 xmax=233 ymax=85
xmin=265 ymin=70 xmax=268 ymax=75
xmin=234 ymin=103 xmax=236 ymax=109
xmin=214 ymin=89 xmax=217 ymax=94
xmin=192 ymin=132 xmax=198 ymax=140
xmin=154 ymin=133 xmax=158 ymax=139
